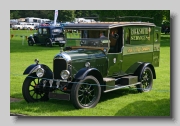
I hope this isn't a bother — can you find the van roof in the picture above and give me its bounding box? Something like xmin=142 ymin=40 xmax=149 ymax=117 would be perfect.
xmin=64 ymin=22 xmax=156 ymax=29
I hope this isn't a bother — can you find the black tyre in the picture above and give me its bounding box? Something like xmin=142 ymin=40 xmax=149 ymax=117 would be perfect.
xmin=46 ymin=39 xmax=53 ymax=47
xmin=136 ymin=66 xmax=153 ymax=93
xmin=59 ymin=43 xmax=64 ymax=47
xmin=28 ymin=40 xmax=34 ymax=46
xmin=70 ymin=76 xmax=101 ymax=109
xmin=22 ymin=74 xmax=49 ymax=103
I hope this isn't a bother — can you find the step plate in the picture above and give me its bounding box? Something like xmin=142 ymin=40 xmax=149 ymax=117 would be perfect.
xmin=120 ymin=76 xmax=138 ymax=85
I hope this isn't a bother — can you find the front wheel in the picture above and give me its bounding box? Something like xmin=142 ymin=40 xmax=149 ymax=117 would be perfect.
xmin=22 ymin=74 xmax=49 ymax=102
xmin=136 ymin=66 xmax=153 ymax=93
xmin=59 ymin=43 xmax=64 ymax=47
xmin=70 ymin=76 xmax=101 ymax=109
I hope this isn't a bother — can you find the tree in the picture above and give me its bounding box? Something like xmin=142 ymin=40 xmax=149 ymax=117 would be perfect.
xmin=58 ymin=10 xmax=75 ymax=22
xmin=10 ymin=10 xmax=20 ymax=19
xmin=93 ymin=10 xmax=165 ymax=26
xmin=162 ymin=10 xmax=170 ymax=21
xmin=75 ymin=10 xmax=95 ymax=18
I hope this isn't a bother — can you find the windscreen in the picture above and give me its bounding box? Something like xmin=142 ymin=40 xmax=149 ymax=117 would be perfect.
xmin=52 ymin=28 xmax=62 ymax=34
xmin=65 ymin=29 xmax=110 ymax=48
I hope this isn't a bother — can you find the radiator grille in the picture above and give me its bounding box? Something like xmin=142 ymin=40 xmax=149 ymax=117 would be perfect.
xmin=53 ymin=59 xmax=67 ymax=79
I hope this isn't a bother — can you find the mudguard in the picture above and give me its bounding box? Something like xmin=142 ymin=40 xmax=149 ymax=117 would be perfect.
xmin=133 ymin=62 xmax=156 ymax=79
xmin=28 ymin=36 xmax=35 ymax=43
xmin=75 ymin=68 xmax=103 ymax=81
xmin=23 ymin=64 xmax=53 ymax=79
xmin=74 ymin=68 xmax=105 ymax=92
xmin=125 ymin=62 xmax=143 ymax=74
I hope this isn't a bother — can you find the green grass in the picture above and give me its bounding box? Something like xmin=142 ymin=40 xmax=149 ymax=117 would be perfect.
xmin=10 ymin=30 xmax=170 ymax=116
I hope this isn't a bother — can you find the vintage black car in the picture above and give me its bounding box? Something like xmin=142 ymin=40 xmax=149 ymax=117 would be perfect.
xmin=161 ymin=20 xmax=170 ymax=34
xmin=22 ymin=17 xmax=161 ymax=109
xmin=27 ymin=25 xmax=65 ymax=47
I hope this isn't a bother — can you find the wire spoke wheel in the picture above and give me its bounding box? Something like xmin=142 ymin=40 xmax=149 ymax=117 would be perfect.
xmin=46 ymin=39 xmax=52 ymax=47
xmin=136 ymin=66 xmax=153 ymax=92
xmin=78 ymin=83 xmax=96 ymax=107
xmin=22 ymin=74 xmax=49 ymax=102
xmin=71 ymin=76 xmax=101 ymax=109
xmin=141 ymin=69 xmax=152 ymax=89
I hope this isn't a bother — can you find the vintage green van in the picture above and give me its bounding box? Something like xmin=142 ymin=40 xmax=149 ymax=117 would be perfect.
xmin=22 ymin=17 xmax=161 ymax=109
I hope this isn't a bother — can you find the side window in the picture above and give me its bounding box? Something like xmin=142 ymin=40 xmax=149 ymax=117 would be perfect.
xmin=125 ymin=28 xmax=130 ymax=44
xmin=109 ymin=28 xmax=118 ymax=46
xmin=155 ymin=33 xmax=159 ymax=42
xmin=38 ymin=28 xmax=42 ymax=34
xmin=43 ymin=28 xmax=47 ymax=34
xmin=82 ymin=30 xmax=88 ymax=38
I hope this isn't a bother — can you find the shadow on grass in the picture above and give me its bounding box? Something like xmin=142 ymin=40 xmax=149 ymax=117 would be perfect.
xmin=99 ymin=88 xmax=138 ymax=102
xmin=10 ymin=89 xmax=170 ymax=116
xmin=114 ymin=98 xmax=170 ymax=116
xmin=10 ymin=88 xmax=138 ymax=114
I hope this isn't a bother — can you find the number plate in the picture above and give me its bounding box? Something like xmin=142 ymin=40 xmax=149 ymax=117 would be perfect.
xmin=55 ymin=37 xmax=63 ymax=41
xmin=49 ymin=92 xmax=70 ymax=101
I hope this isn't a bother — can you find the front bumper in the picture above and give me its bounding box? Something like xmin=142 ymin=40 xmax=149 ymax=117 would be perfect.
xmin=51 ymin=40 xmax=66 ymax=44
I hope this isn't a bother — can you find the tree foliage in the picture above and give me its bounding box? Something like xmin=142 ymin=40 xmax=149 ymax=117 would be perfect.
xmin=10 ymin=10 xmax=170 ymax=26
xmin=94 ymin=10 xmax=170 ymax=26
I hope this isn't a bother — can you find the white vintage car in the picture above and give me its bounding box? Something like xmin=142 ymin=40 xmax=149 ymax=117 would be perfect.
xmin=12 ymin=24 xmax=24 ymax=30
xmin=11 ymin=22 xmax=27 ymax=30
xmin=22 ymin=23 xmax=38 ymax=30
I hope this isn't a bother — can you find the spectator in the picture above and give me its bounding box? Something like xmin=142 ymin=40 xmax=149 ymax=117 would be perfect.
xmin=100 ymin=32 xmax=105 ymax=38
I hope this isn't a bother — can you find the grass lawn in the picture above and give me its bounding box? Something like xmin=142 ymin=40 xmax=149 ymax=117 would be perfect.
xmin=10 ymin=30 xmax=170 ymax=116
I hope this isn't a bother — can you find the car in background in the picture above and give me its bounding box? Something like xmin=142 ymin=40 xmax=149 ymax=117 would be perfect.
xmin=22 ymin=24 xmax=35 ymax=30
xmin=12 ymin=24 xmax=24 ymax=30
xmin=11 ymin=22 xmax=28 ymax=30
xmin=27 ymin=25 xmax=65 ymax=47
xmin=161 ymin=20 xmax=170 ymax=34
xmin=34 ymin=25 xmax=39 ymax=30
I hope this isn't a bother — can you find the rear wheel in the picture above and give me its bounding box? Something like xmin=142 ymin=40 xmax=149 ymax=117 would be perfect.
xmin=136 ymin=66 xmax=153 ymax=93
xmin=22 ymin=74 xmax=49 ymax=102
xmin=28 ymin=40 xmax=34 ymax=46
xmin=70 ymin=76 xmax=101 ymax=109
xmin=46 ymin=41 xmax=53 ymax=47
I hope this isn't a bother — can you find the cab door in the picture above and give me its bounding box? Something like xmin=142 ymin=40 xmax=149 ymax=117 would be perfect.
xmin=107 ymin=53 xmax=122 ymax=76
xmin=37 ymin=28 xmax=43 ymax=43
xmin=107 ymin=27 xmax=123 ymax=77
xmin=37 ymin=28 xmax=50 ymax=44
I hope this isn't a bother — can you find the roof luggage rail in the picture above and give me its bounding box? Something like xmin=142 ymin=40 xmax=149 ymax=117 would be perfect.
xmin=103 ymin=16 xmax=154 ymax=23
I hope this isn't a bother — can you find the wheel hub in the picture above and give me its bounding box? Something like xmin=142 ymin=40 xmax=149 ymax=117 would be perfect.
xmin=34 ymin=84 xmax=44 ymax=94
xmin=83 ymin=89 xmax=90 ymax=96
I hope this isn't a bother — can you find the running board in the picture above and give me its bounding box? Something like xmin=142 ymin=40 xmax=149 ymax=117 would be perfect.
xmin=104 ymin=82 xmax=141 ymax=93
